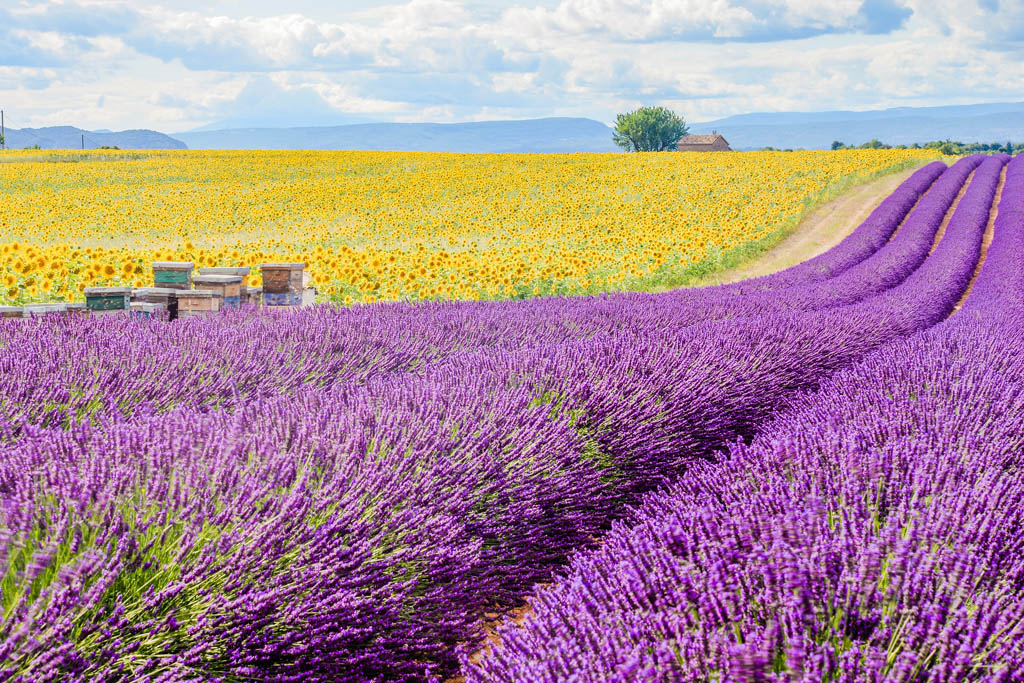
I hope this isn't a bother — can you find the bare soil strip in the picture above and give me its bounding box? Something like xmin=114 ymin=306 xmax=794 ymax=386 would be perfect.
xmin=951 ymin=164 xmax=1006 ymax=315
xmin=929 ymin=169 xmax=975 ymax=255
xmin=446 ymin=603 xmax=534 ymax=683
xmin=696 ymin=166 xmax=924 ymax=286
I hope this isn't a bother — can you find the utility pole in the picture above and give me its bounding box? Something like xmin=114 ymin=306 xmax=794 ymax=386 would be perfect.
xmin=1 ymin=110 xmax=5 ymax=151
xmin=81 ymin=134 xmax=85 ymax=150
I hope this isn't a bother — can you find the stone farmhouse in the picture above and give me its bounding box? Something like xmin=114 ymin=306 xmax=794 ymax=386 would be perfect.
xmin=677 ymin=133 xmax=732 ymax=152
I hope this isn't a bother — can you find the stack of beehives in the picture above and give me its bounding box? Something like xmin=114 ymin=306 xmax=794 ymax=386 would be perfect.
xmin=260 ymin=263 xmax=312 ymax=308
xmin=200 ymin=267 xmax=258 ymax=305
xmin=144 ymin=261 xmax=193 ymax=319
xmin=144 ymin=262 xmax=314 ymax=318
xmin=194 ymin=268 xmax=247 ymax=310
xmin=7 ymin=260 xmax=317 ymax=323
xmin=132 ymin=288 xmax=179 ymax=320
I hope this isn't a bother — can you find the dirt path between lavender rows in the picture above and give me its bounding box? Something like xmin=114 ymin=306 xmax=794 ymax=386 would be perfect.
xmin=951 ymin=163 xmax=1006 ymax=314
xmin=691 ymin=165 xmax=925 ymax=287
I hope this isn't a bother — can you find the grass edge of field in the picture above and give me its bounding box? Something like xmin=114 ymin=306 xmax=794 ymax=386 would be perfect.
xmin=641 ymin=155 xmax=941 ymax=293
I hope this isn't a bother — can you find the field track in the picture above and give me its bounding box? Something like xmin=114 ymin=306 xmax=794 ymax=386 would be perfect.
xmin=695 ymin=163 xmax=926 ymax=286
xmin=953 ymin=164 xmax=1006 ymax=313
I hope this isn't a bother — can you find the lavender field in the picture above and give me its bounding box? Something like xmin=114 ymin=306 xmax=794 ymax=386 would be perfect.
xmin=1 ymin=153 xmax=1022 ymax=682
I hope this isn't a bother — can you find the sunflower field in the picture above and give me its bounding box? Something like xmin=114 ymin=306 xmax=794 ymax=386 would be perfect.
xmin=0 ymin=148 xmax=940 ymax=305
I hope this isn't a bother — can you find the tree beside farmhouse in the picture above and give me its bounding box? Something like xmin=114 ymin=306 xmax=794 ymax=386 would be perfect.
xmin=613 ymin=106 xmax=689 ymax=152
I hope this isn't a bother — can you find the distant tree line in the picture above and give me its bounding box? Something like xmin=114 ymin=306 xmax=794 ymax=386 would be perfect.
xmin=18 ymin=144 xmax=120 ymax=151
xmin=830 ymin=139 xmax=1022 ymax=155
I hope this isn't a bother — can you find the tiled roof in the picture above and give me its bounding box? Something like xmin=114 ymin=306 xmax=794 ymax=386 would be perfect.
xmin=678 ymin=134 xmax=725 ymax=145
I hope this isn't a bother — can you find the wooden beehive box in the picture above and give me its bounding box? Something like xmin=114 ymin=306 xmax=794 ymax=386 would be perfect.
xmin=260 ymin=263 xmax=305 ymax=294
xmin=176 ymin=289 xmax=220 ymax=314
xmin=133 ymin=287 xmax=180 ymax=320
xmin=192 ymin=274 xmax=242 ymax=309
xmin=198 ymin=266 xmax=251 ymax=287
xmin=242 ymin=286 xmax=262 ymax=305
xmin=152 ymin=261 xmax=194 ymax=290
xmin=23 ymin=303 xmax=68 ymax=318
xmin=130 ymin=301 xmax=167 ymax=320
xmin=65 ymin=303 xmax=88 ymax=316
xmin=0 ymin=306 xmax=23 ymax=319
xmin=84 ymin=286 xmax=132 ymax=311
xmin=263 ymin=291 xmax=303 ymax=307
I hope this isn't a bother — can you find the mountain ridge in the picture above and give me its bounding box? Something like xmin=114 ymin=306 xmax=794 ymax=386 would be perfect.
xmin=171 ymin=118 xmax=620 ymax=153
xmin=4 ymin=101 xmax=1023 ymax=153
xmin=3 ymin=126 xmax=187 ymax=150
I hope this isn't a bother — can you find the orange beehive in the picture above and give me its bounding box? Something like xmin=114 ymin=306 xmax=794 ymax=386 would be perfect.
xmin=176 ymin=290 xmax=221 ymax=314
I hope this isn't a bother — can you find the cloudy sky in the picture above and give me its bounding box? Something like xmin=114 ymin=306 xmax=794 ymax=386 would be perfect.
xmin=1 ymin=0 xmax=1022 ymax=132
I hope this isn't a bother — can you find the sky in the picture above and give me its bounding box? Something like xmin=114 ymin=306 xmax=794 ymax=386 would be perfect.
xmin=1 ymin=0 xmax=1023 ymax=132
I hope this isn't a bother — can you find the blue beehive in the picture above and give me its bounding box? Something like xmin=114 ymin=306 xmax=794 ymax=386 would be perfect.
xmin=263 ymin=291 xmax=303 ymax=307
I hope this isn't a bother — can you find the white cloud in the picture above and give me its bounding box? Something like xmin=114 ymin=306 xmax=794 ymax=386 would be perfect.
xmin=499 ymin=0 xmax=909 ymax=42
xmin=905 ymin=0 xmax=1024 ymax=47
xmin=0 ymin=0 xmax=1021 ymax=131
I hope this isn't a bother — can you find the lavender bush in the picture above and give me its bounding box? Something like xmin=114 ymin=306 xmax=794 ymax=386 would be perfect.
xmin=467 ymin=155 xmax=1024 ymax=682
xmin=0 ymin=156 xmax=1008 ymax=680
xmin=0 ymin=160 xmax=966 ymax=443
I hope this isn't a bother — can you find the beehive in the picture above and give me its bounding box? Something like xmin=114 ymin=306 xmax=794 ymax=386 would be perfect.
xmin=66 ymin=303 xmax=88 ymax=316
xmin=192 ymin=274 xmax=243 ymax=309
xmin=84 ymin=286 xmax=132 ymax=311
xmin=242 ymin=286 xmax=262 ymax=305
xmin=260 ymin=263 xmax=305 ymax=294
xmin=152 ymin=261 xmax=194 ymax=290
xmin=130 ymin=301 xmax=167 ymax=320
xmin=198 ymin=266 xmax=251 ymax=287
xmin=1 ymin=306 xmax=25 ymax=318
xmin=263 ymin=291 xmax=303 ymax=307
xmin=133 ymin=287 xmax=180 ymax=320
xmin=176 ymin=289 xmax=220 ymax=315
xmin=23 ymin=303 xmax=68 ymax=318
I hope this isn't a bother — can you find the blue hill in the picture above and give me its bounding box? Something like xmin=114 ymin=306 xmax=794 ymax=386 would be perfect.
xmin=170 ymin=118 xmax=619 ymax=153
xmin=4 ymin=126 xmax=187 ymax=150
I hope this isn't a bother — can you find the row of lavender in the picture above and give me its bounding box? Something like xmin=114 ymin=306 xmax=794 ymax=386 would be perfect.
xmin=0 ymin=156 xmax=1005 ymax=681
xmin=469 ymin=154 xmax=1024 ymax=681
xmin=0 ymin=161 xmax=956 ymax=442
